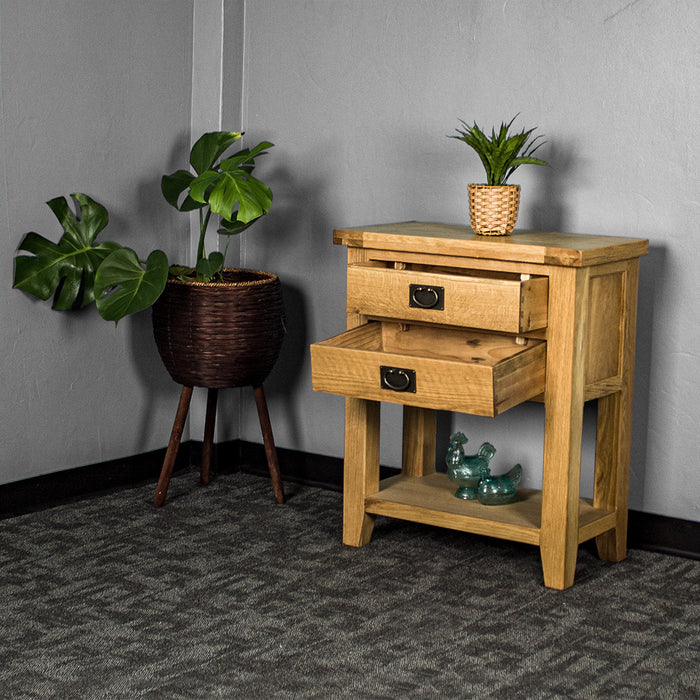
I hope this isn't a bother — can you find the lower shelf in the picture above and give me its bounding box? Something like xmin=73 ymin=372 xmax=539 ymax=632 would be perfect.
xmin=364 ymin=472 xmax=616 ymax=547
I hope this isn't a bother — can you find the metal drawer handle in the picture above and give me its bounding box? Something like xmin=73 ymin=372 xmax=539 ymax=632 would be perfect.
xmin=380 ymin=366 xmax=416 ymax=393
xmin=409 ymin=284 xmax=444 ymax=310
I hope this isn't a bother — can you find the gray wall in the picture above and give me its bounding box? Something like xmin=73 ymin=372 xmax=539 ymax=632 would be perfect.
xmin=238 ymin=0 xmax=700 ymax=524
xmin=2 ymin=1 xmax=699 ymax=526
xmin=0 ymin=0 xmax=195 ymax=480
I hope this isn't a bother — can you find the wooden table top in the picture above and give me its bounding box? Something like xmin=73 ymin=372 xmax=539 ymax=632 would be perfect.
xmin=334 ymin=222 xmax=649 ymax=267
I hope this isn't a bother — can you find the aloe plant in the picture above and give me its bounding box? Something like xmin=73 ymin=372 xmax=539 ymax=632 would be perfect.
xmin=13 ymin=131 xmax=273 ymax=323
xmin=449 ymin=116 xmax=548 ymax=185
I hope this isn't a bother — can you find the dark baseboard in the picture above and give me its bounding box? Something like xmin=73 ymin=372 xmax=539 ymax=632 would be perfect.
xmin=217 ymin=440 xmax=398 ymax=492
xmin=1 ymin=440 xmax=698 ymax=561
xmin=0 ymin=445 xmax=193 ymax=519
xmin=627 ymin=509 xmax=700 ymax=560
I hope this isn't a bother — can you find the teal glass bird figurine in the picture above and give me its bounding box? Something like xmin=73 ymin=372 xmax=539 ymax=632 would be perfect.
xmin=477 ymin=463 xmax=522 ymax=505
xmin=446 ymin=432 xmax=496 ymax=500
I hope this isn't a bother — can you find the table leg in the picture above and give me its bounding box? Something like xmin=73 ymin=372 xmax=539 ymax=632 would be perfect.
xmin=540 ymin=267 xmax=589 ymax=590
xmin=595 ymin=258 xmax=639 ymax=561
xmin=402 ymin=406 xmax=436 ymax=477
xmin=343 ymin=397 xmax=380 ymax=547
xmin=594 ymin=391 xmax=631 ymax=561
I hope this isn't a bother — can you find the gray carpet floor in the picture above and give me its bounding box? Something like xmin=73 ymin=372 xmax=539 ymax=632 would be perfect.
xmin=1 ymin=470 xmax=699 ymax=699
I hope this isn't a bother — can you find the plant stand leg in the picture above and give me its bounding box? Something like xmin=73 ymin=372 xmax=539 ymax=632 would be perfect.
xmin=200 ymin=388 xmax=219 ymax=486
xmin=154 ymin=385 xmax=194 ymax=507
xmin=253 ymin=385 xmax=285 ymax=504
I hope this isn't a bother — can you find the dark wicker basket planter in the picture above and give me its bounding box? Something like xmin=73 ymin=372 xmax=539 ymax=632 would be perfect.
xmin=152 ymin=269 xmax=285 ymax=389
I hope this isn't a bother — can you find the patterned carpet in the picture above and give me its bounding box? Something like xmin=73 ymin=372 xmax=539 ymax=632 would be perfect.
xmin=1 ymin=470 xmax=699 ymax=699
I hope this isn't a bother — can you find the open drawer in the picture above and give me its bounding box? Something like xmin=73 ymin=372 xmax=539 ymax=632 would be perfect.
xmin=346 ymin=263 xmax=548 ymax=333
xmin=311 ymin=322 xmax=545 ymax=416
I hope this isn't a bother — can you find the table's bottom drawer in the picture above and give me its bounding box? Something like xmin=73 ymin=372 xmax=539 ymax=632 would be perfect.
xmin=310 ymin=322 xmax=545 ymax=416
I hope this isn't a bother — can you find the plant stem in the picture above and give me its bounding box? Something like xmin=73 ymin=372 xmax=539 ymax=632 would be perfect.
xmin=197 ymin=208 xmax=212 ymax=264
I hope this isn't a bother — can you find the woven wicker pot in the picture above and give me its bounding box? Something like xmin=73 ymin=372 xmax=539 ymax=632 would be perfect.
xmin=468 ymin=184 xmax=521 ymax=236
xmin=152 ymin=269 xmax=285 ymax=389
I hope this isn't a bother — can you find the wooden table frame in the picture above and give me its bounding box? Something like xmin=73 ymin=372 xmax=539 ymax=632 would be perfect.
xmin=327 ymin=223 xmax=647 ymax=590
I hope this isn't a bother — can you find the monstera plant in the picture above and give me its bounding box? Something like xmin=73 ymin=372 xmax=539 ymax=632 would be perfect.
xmin=13 ymin=131 xmax=273 ymax=322
xmin=14 ymin=130 xmax=286 ymax=508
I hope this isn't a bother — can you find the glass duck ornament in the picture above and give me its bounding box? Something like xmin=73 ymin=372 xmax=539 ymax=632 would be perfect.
xmin=477 ymin=463 xmax=522 ymax=505
xmin=445 ymin=432 xmax=496 ymax=500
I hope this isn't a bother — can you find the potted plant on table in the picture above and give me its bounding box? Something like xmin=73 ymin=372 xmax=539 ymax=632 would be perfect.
xmin=13 ymin=131 xmax=285 ymax=506
xmin=449 ymin=115 xmax=548 ymax=235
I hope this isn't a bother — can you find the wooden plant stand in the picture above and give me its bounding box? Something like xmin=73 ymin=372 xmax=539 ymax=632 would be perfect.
xmin=154 ymin=384 xmax=285 ymax=507
xmin=311 ymin=222 xmax=648 ymax=590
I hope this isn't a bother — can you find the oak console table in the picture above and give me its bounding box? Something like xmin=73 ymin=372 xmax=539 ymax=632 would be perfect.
xmin=311 ymin=223 xmax=648 ymax=589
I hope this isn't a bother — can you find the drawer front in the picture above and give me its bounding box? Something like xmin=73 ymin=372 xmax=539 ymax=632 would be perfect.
xmin=346 ymin=265 xmax=548 ymax=333
xmin=311 ymin=322 xmax=545 ymax=417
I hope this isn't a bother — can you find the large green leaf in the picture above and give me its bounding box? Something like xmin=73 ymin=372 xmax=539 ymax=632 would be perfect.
xmin=219 ymin=141 xmax=274 ymax=172
xmin=94 ymin=248 xmax=169 ymax=324
xmin=217 ymin=217 xmax=258 ymax=237
xmin=187 ymin=170 xmax=221 ymax=205
xmin=13 ymin=194 xmax=120 ymax=309
xmin=207 ymin=170 xmax=272 ymax=223
xmin=189 ymin=131 xmax=243 ymax=175
xmin=187 ymin=164 xmax=272 ymax=224
xmin=160 ymin=169 xmax=202 ymax=212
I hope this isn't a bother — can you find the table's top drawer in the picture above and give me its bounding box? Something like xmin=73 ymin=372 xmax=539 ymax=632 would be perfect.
xmin=311 ymin=322 xmax=545 ymax=417
xmin=346 ymin=263 xmax=548 ymax=333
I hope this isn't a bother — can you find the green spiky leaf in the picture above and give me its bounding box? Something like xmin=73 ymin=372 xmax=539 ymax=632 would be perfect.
xmin=448 ymin=115 xmax=548 ymax=185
